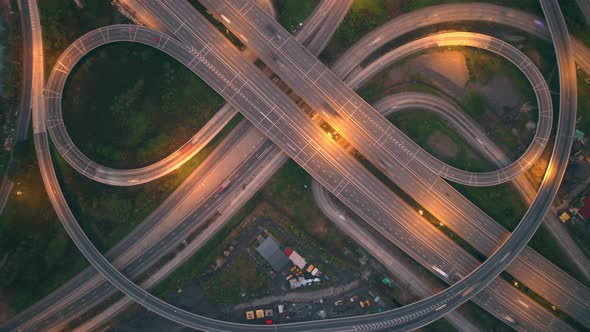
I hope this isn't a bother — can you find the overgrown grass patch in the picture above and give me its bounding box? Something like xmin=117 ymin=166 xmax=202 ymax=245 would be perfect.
xmin=462 ymin=91 xmax=485 ymax=120
xmin=388 ymin=110 xmax=493 ymax=172
xmin=401 ymin=0 xmax=543 ymax=16
xmin=39 ymin=0 xmax=126 ymax=76
xmin=560 ymin=0 xmax=590 ymax=48
xmin=321 ymin=0 xmax=403 ymax=64
xmin=451 ymin=182 xmax=588 ymax=285
xmin=275 ymin=0 xmax=319 ymax=31
xmin=62 ymin=42 xmax=223 ymax=169
xmin=203 ymin=252 xmax=270 ymax=304
xmin=0 ymin=140 xmax=87 ymax=312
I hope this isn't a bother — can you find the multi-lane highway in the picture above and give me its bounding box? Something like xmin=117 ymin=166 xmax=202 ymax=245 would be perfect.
xmin=373 ymin=91 xmax=590 ymax=281
xmin=332 ymin=3 xmax=590 ymax=80
xmin=26 ymin=0 xmax=579 ymax=329
xmin=312 ymin=179 xmax=565 ymax=332
xmin=43 ymin=0 xmax=281 ymax=188
xmin=3 ymin=2 xmax=350 ymax=330
xmin=344 ymin=31 xmax=553 ymax=181
xmin=7 ymin=120 xmax=276 ymax=331
xmin=11 ymin=0 xmax=584 ymax=328
xmin=43 ymin=0 xmax=342 ymax=188
xmin=38 ymin=21 xmax=572 ymax=332
xmin=327 ymin=0 xmax=590 ymax=286
xmin=200 ymin=0 xmax=587 ymax=326
xmin=67 ymin=7 xmax=567 ymax=330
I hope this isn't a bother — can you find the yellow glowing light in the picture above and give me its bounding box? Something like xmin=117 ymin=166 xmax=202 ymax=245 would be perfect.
xmin=514 ymin=281 xmax=519 ymax=287
xmin=418 ymin=209 xmax=424 ymax=216
xmin=16 ymin=191 xmax=23 ymax=196
xmin=220 ymin=14 xmax=231 ymax=24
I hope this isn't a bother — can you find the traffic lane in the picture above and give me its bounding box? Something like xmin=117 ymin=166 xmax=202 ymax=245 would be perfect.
xmin=6 ymin=112 xmax=255 ymax=330
xmin=216 ymin=0 xmax=583 ymax=322
xmin=9 ymin=119 xmax=258 ymax=331
xmin=37 ymin=18 xmax=454 ymax=330
xmin=304 ymin=0 xmax=352 ymax=56
xmin=10 ymin=2 xmax=355 ymax=327
xmin=314 ymin=181 xmax=570 ymax=331
xmin=15 ymin=0 xmax=34 ymax=141
xmin=30 ymin=1 xmax=576 ymax=330
xmin=190 ymin=0 xmax=588 ymax=326
xmin=32 ymin=138 xmax=277 ymax=332
xmin=143 ymin=0 xmax=584 ymax=326
xmin=377 ymin=92 xmax=590 ymax=284
xmin=11 ymin=0 xmax=352 ymax=326
xmin=213 ymin=2 xmax=548 ymax=186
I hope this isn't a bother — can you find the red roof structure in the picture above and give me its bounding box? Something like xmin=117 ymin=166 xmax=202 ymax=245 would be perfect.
xmin=283 ymin=247 xmax=293 ymax=257
xmin=578 ymin=196 xmax=590 ymax=220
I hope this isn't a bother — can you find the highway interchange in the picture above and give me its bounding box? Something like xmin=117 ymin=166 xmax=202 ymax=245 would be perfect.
xmin=1 ymin=0 xmax=587 ymax=331
xmin=38 ymin=22 xmax=588 ymax=331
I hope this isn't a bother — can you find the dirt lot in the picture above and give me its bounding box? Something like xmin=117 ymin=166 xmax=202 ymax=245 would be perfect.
xmin=427 ymin=131 xmax=459 ymax=161
xmin=478 ymin=75 xmax=521 ymax=117
xmin=384 ymin=51 xmax=468 ymax=96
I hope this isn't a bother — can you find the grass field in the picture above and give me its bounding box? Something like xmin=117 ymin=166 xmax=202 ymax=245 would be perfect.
xmin=574 ymin=69 xmax=590 ymax=136
xmin=388 ymin=110 xmax=493 ymax=172
xmin=0 ymin=140 xmax=88 ymax=312
xmin=0 ymin=4 xmax=23 ymax=177
xmin=564 ymin=220 xmax=590 ymax=263
xmin=275 ymin=0 xmax=319 ymax=31
xmin=321 ymin=0 xmax=403 ymax=64
xmin=62 ymin=42 xmax=223 ymax=169
xmin=453 ymin=182 xmax=588 ymax=286
xmin=203 ymin=252 xmax=270 ymax=304
xmin=0 ymin=0 xmax=230 ymax=313
xmin=0 ymin=113 xmax=232 ymax=313
xmin=39 ymin=0 xmax=126 ymax=76
xmin=401 ymin=0 xmax=543 ymax=16
xmin=154 ymin=160 xmax=362 ymax=297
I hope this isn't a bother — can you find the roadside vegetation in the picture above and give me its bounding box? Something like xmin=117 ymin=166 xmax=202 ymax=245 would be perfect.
xmin=63 ymin=42 xmax=223 ymax=168
xmin=560 ymin=0 xmax=590 ymax=48
xmin=39 ymin=0 xmax=127 ymax=75
xmin=388 ymin=110 xmax=493 ymax=172
xmin=564 ymin=218 xmax=590 ymax=262
xmin=401 ymin=0 xmax=543 ymax=16
xmin=56 ymin=120 xmax=236 ymax=254
xmin=575 ymin=70 xmax=590 ymax=136
xmin=358 ymin=46 xmax=541 ymax=159
xmin=452 ymin=182 xmax=589 ymax=287
xmin=203 ymin=252 xmax=270 ymax=304
xmin=0 ymin=0 xmax=230 ymax=315
xmin=0 ymin=140 xmax=86 ymax=313
xmin=154 ymin=160 xmax=363 ymax=301
xmin=321 ymin=0 xmax=403 ymax=64
xmin=0 ymin=3 xmax=22 ymax=178
xmin=275 ymin=0 xmax=319 ymax=31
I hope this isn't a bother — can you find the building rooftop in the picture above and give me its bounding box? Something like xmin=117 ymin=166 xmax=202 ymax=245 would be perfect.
xmin=288 ymin=250 xmax=307 ymax=269
xmin=256 ymin=237 xmax=290 ymax=272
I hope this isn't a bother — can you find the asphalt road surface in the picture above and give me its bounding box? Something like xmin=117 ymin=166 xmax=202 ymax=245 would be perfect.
xmin=12 ymin=0 xmax=584 ymax=329
xmin=30 ymin=1 xmax=577 ymax=330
